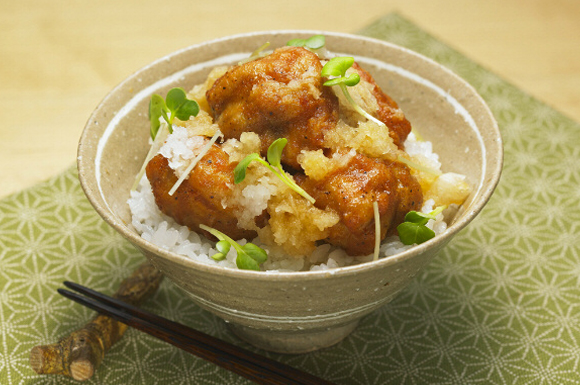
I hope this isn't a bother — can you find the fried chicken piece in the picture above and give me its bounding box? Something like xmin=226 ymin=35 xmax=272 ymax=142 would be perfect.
xmin=352 ymin=62 xmax=412 ymax=148
xmin=206 ymin=46 xmax=339 ymax=170
xmin=147 ymin=47 xmax=420 ymax=257
xmin=296 ymin=153 xmax=423 ymax=256
xmin=145 ymin=145 xmax=257 ymax=241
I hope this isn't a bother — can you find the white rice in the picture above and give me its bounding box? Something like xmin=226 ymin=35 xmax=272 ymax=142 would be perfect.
xmin=127 ymin=131 xmax=450 ymax=272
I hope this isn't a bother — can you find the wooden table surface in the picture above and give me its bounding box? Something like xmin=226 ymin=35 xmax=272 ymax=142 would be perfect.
xmin=1 ymin=0 xmax=579 ymax=199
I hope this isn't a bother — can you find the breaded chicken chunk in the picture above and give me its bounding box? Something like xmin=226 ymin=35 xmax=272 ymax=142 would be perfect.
xmin=206 ymin=46 xmax=339 ymax=170
xmin=296 ymin=153 xmax=423 ymax=255
xmin=351 ymin=62 xmax=412 ymax=148
xmin=147 ymin=46 xmax=422 ymax=257
xmin=145 ymin=145 xmax=257 ymax=241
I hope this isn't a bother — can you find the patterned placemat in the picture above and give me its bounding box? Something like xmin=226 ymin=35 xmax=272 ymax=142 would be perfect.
xmin=2 ymin=13 xmax=580 ymax=384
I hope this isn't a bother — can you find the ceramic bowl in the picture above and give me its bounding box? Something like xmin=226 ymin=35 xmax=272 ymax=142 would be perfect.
xmin=77 ymin=31 xmax=502 ymax=354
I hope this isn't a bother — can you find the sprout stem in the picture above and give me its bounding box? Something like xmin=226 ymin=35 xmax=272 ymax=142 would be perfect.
xmin=373 ymin=201 xmax=381 ymax=261
xmin=131 ymin=122 xmax=169 ymax=191
xmin=199 ymin=224 xmax=241 ymax=253
xmin=168 ymin=131 xmax=222 ymax=196
xmin=339 ymin=83 xmax=385 ymax=127
xmin=276 ymin=165 xmax=316 ymax=204
xmin=255 ymin=159 xmax=316 ymax=205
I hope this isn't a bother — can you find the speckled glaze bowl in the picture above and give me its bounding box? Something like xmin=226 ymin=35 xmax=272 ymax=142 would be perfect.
xmin=77 ymin=31 xmax=502 ymax=354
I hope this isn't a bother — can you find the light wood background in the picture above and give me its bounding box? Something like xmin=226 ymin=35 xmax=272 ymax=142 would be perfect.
xmin=1 ymin=0 xmax=579 ymax=198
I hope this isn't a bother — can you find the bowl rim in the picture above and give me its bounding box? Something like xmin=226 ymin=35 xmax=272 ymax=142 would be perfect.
xmin=77 ymin=29 xmax=503 ymax=281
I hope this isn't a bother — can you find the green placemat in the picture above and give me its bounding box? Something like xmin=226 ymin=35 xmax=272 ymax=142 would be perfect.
xmin=2 ymin=13 xmax=580 ymax=384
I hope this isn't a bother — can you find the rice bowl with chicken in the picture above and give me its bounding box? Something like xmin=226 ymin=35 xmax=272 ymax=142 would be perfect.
xmin=77 ymin=30 xmax=501 ymax=353
xmin=127 ymin=36 xmax=471 ymax=272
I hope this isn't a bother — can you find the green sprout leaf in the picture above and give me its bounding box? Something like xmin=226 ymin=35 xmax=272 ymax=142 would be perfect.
xmin=287 ymin=34 xmax=326 ymax=50
xmin=211 ymin=240 xmax=231 ymax=261
xmin=211 ymin=252 xmax=227 ymax=261
xmin=323 ymin=73 xmax=360 ymax=87
xmin=266 ymin=137 xmax=286 ymax=167
xmin=321 ymin=57 xmax=356 ymax=79
xmin=166 ymin=88 xmax=200 ymax=122
xmin=216 ymin=240 xmax=231 ymax=254
xmin=396 ymin=206 xmax=446 ymax=245
xmin=235 ymin=249 xmax=261 ymax=270
xmin=148 ymin=88 xmax=199 ymax=140
xmin=241 ymin=243 xmax=268 ymax=264
xmin=149 ymin=94 xmax=166 ymax=140
xmin=397 ymin=222 xmax=435 ymax=245
xmin=135 ymin=88 xmax=201 ymax=192
xmin=286 ymin=38 xmax=303 ymax=47
xmin=234 ymin=153 xmax=262 ymax=184
xmin=199 ymin=224 xmax=267 ymax=271
xmin=404 ymin=211 xmax=431 ymax=226
xmin=233 ymin=138 xmax=316 ymax=204
xmin=306 ymin=35 xmax=326 ymax=49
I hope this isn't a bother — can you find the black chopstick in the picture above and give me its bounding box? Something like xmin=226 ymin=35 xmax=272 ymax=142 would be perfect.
xmin=58 ymin=282 xmax=336 ymax=385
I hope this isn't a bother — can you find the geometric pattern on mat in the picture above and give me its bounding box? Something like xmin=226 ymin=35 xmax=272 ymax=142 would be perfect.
xmin=1 ymin=13 xmax=579 ymax=385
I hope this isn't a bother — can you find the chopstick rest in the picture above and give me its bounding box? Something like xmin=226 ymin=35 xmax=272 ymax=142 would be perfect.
xmin=58 ymin=282 xmax=336 ymax=385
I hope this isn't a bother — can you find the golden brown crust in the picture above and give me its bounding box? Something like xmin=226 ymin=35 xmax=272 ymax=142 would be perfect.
xmin=297 ymin=153 xmax=423 ymax=255
xmin=146 ymin=146 xmax=257 ymax=241
xmin=352 ymin=62 xmax=412 ymax=148
xmin=147 ymin=47 xmax=422 ymax=256
xmin=206 ymin=46 xmax=339 ymax=170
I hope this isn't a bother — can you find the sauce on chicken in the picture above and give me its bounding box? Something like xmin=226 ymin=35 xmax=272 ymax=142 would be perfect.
xmin=206 ymin=46 xmax=339 ymax=171
xmin=146 ymin=145 xmax=259 ymax=241
xmin=296 ymin=153 xmax=422 ymax=255
xmin=146 ymin=45 xmax=423 ymax=256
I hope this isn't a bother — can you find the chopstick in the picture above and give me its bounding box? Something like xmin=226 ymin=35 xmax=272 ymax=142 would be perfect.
xmin=58 ymin=282 xmax=336 ymax=385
